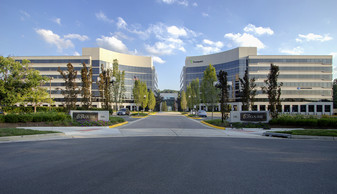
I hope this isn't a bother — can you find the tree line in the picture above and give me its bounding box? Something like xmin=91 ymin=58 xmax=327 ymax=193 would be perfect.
xmin=180 ymin=63 xmax=282 ymax=121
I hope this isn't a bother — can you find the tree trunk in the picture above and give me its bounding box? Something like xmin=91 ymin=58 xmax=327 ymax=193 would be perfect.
xmin=34 ymin=105 xmax=37 ymax=113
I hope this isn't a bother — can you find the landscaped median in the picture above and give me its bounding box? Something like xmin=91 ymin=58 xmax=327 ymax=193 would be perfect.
xmin=201 ymin=119 xmax=226 ymax=130
xmin=131 ymin=112 xmax=149 ymax=118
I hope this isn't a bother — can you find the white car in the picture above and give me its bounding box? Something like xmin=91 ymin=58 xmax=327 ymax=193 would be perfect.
xmin=197 ymin=110 xmax=207 ymax=117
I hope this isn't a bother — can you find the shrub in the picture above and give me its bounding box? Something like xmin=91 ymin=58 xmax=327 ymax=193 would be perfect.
xmin=4 ymin=114 xmax=19 ymax=123
xmin=205 ymin=119 xmax=229 ymax=127
xmin=0 ymin=115 xmax=5 ymax=123
xmin=17 ymin=114 xmax=34 ymax=123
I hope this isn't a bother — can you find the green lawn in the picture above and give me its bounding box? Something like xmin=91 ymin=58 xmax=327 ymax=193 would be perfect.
xmin=0 ymin=128 xmax=59 ymax=137
xmin=274 ymin=129 xmax=337 ymax=137
xmin=204 ymin=119 xmax=229 ymax=127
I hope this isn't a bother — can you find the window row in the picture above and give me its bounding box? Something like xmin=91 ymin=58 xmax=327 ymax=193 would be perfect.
xmin=254 ymin=82 xmax=332 ymax=88
xmin=248 ymin=58 xmax=332 ymax=64
xmin=256 ymin=104 xmax=331 ymax=113
xmin=16 ymin=59 xmax=90 ymax=64
xmin=251 ymin=74 xmax=332 ymax=80
xmin=249 ymin=66 xmax=332 ymax=72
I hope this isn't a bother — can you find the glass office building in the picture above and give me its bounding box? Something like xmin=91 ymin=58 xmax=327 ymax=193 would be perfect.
xmin=181 ymin=47 xmax=333 ymax=115
xmin=14 ymin=47 xmax=158 ymax=109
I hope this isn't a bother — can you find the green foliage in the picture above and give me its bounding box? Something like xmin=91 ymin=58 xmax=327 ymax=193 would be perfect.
xmin=239 ymin=68 xmax=257 ymax=111
xmin=0 ymin=115 xmax=5 ymax=123
xmin=162 ymin=101 xmax=168 ymax=111
xmin=81 ymin=63 xmax=93 ymax=109
xmin=231 ymin=122 xmax=270 ymax=129
xmin=112 ymin=59 xmax=126 ymax=111
xmin=274 ymin=129 xmax=337 ymax=137
xmin=180 ymin=91 xmax=187 ymax=111
xmin=148 ymin=90 xmax=156 ymax=111
xmin=132 ymin=80 xmax=148 ymax=111
xmin=58 ymin=63 xmax=80 ymax=111
xmin=4 ymin=114 xmax=18 ymax=123
xmin=269 ymin=115 xmax=337 ymax=128
xmin=72 ymin=116 xmax=125 ymax=126
xmin=0 ymin=128 xmax=59 ymax=137
xmin=186 ymin=78 xmax=200 ymax=110
xmin=216 ymin=70 xmax=229 ymax=123
xmin=201 ymin=64 xmax=218 ymax=115
xmin=333 ymin=80 xmax=337 ymax=108
xmin=17 ymin=114 xmax=34 ymax=122
xmin=131 ymin=112 xmax=148 ymax=116
xmin=262 ymin=64 xmax=283 ymax=118
xmin=205 ymin=119 xmax=229 ymax=127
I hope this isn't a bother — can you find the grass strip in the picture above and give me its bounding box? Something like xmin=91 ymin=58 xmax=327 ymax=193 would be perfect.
xmin=274 ymin=129 xmax=337 ymax=137
xmin=0 ymin=128 xmax=59 ymax=137
xmin=204 ymin=119 xmax=228 ymax=127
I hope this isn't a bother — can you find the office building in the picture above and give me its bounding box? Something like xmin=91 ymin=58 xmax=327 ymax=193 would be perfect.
xmin=181 ymin=47 xmax=333 ymax=115
xmin=14 ymin=47 xmax=158 ymax=109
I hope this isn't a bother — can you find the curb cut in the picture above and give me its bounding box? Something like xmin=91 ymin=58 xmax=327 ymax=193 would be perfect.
xmin=200 ymin=120 xmax=226 ymax=130
xmin=109 ymin=121 xmax=128 ymax=128
xmin=0 ymin=133 xmax=66 ymax=142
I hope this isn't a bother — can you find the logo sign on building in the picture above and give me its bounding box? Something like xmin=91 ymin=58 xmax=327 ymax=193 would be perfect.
xmin=240 ymin=112 xmax=267 ymax=122
xmin=73 ymin=112 xmax=98 ymax=122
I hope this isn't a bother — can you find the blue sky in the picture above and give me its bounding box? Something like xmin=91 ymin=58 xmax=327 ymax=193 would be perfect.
xmin=1 ymin=0 xmax=336 ymax=90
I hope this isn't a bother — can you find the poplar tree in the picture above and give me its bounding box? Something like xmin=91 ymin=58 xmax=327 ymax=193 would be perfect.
xmin=216 ymin=70 xmax=229 ymax=123
xmin=80 ymin=63 xmax=92 ymax=109
xmin=111 ymin=59 xmax=126 ymax=111
xmin=262 ymin=64 xmax=283 ymax=118
xmin=180 ymin=90 xmax=187 ymax=112
xmin=133 ymin=80 xmax=147 ymax=114
xmin=96 ymin=64 xmax=113 ymax=110
xmin=58 ymin=63 xmax=80 ymax=111
xmin=239 ymin=68 xmax=257 ymax=111
xmin=148 ymin=90 xmax=156 ymax=111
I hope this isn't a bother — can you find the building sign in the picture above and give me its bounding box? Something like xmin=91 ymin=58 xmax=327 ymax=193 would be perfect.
xmin=240 ymin=112 xmax=267 ymax=122
xmin=73 ymin=112 xmax=98 ymax=122
xmin=190 ymin=60 xmax=203 ymax=63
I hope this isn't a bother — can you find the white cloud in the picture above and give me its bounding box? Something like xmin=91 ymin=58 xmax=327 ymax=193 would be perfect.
xmin=117 ymin=17 xmax=127 ymax=29
xmin=145 ymin=42 xmax=175 ymax=55
xmin=196 ymin=39 xmax=224 ymax=54
xmin=192 ymin=2 xmax=198 ymax=7
xmin=202 ymin=12 xmax=209 ymax=17
xmin=161 ymin=0 xmax=188 ymax=6
xmin=153 ymin=56 xmax=165 ymax=64
xmin=64 ymin=34 xmax=89 ymax=41
xmin=73 ymin=51 xmax=80 ymax=56
xmin=96 ymin=35 xmax=128 ymax=53
xmin=167 ymin=26 xmax=187 ymax=37
xmin=243 ymin=24 xmax=274 ymax=36
xmin=53 ymin=18 xmax=61 ymax=25
xmin=296 ymin=33 xmax=333 ymax=42
xmin=36 ymin=29 xmax=74 ymax=52
xmin=95 ymin=11 xmax=113 ymax=23
xmin=20 ymin=10 xmax=30 ymax=21
xmin=179 ymin=47 xmax=186 ymax=52
xmin=279 ymin=46 xmax=304 ymax=55
xmin=225 ymin=33 xmax=265 ymax=49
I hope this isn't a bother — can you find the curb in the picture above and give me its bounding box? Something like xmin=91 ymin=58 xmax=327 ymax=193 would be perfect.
xmin=0 ymin=133 xmax=66 ymax=142
xmin=109 ymin=121 xmax=128 ymax=128
xmin=131 ymin=116 xmax=148 ymax=118
xmin=263 ymin=132 xmax=337 ymax=140
xmin=200 ymin=120 xmax=226 ymax=130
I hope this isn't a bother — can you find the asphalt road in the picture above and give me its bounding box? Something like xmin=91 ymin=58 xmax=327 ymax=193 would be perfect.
xmin=1 ymin=137 xmax=337 ymax=194
xmin=120 ymin=112 xmax=210 ymax=129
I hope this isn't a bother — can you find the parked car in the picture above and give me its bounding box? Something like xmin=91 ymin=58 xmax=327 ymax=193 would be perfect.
xmin=117 ymin=108 xmax=130 ymax=116
xmin=197 ymin=110 xmax=207 ymax=117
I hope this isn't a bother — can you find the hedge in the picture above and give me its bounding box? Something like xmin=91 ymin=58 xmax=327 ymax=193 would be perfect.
xmin=269 ymin=116 xmax=337 ymax=128
xmin=2 ymin=113 xmax=70 ymax=123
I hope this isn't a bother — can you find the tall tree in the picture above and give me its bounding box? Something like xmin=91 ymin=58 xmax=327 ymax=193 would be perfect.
xmin=262 ymin=64 xmax=283 ymax=118
xmin=111 ymin=59 xmax=126 ymax=111
xmin=96 ymin=64 xmax=113 ymax=110
xmin=58 ymin=63 xmax=80 ymax=111
xmin=148 ymin=90 xmax=156 ymax=111
xmin=0 ymin=57 xmax=31 ymax=107
xmin=201 ymin=64 xmax=218 ymax=119
xmin=155 ymin=90 xmax=163 ymax=111
xmin=186 ymin=84 xmax=193 ymax=111
xmin=333 ymin=79 xmax=337 ymax=108
xmin=133 ymin=79 xmax=147 ymax=114
xmin=180 ymin=90 xmax=187 ymax=111
xmin=162 ymin=101 xmax=168 ymax=111
xmin=216 ymin=70 xmax=229 ymax=123
xmin=239 ymin=68 xmax=257 ymax=111
xmin=191 ymin=78 xmax=200 ymax=110
xmin=80 ymin=63 xmax=92 ymax=109
xmin=24 ymin=70 xmax=53 ymax=113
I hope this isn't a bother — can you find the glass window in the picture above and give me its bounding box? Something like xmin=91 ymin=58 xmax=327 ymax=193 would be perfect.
xmin=324 ymin=105 xmax=331 ymax=112
xmin=284 ymin=105 xmax=290 ymax=112
xmin=317 ymin=105 xmax=322 ymax=112
xmin=309 ymin=105 xmax=314 ymax=112
xmin=260 ymin=105 xmax=266 ymax=111
xmin=300 ymin=105 xmax=307 ymax=112
xmin=252 ymin=105 xmax=258 ymax=111
xmin=292 ymin=105 xmax=298 ymax=112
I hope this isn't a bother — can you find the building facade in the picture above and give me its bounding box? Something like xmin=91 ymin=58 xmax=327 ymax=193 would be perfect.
xmin=14 ymin=47 xmax=157 ymax=110
xmin=181 ymin=47 xmax=333 ymax=115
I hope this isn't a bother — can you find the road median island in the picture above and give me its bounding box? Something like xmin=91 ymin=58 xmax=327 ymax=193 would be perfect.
xmin=201 ymin=120 xmax=226 ymax=130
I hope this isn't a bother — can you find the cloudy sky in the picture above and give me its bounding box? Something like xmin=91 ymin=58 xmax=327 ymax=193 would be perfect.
xmin=1 ymin=0 xmax=336 ymax=90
